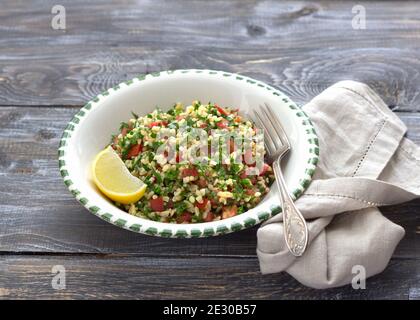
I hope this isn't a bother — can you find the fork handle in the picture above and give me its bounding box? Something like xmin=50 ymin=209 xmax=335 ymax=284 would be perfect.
xmin=272 ymin=160 xmax=308 ymax=257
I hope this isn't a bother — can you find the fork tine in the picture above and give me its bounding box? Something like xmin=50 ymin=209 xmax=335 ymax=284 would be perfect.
xmin=260 ymin=103 xmax=286 ymax=148
xmin=254 ymin=123 xmax=272 ymax=159
xmin=253 ymin=109 xmax=275 ymax=156
xmin=257 ymin=104 xmax=283 ymax=151
xmin=263 ymin=102 xmax=290 ymax=147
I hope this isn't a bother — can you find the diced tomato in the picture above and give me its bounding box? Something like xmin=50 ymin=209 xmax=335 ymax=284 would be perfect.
xmin=197 ymin=177 xmax=207 ymax=188
xmin=215 ymin=105 xmax=228 ymax=116
xmin=150 ymin=197 xmax=164 ymax=212
xmin=245 ymin=189 xmax=255 ymax=196
xmin=243 ymin=149 xmax=255 ymax=165
xmin=176 ymin=115 xmax=185 ymax=121
xmin=126 ymin=143 xmax=142 ymax=158
xmin=210 ymin=198 xmax=218 ymax=207
xmin=229 ymin=139 xmax=236 ymax=153
xmin=259 ymin=163 xmax=270 ymax=176
xmin=240 ymin=171 xmax=247 ymax=179
xmin=148 ymin=121 xmax=167 ymax=128
xmin=181 ymin=168 xmax=199 ymax=177
xmin=177 ymin=212 xmax=192 ymax=223
xmin=121 ymin=127 xmax=128 ymax=137
xmin=234 ymin=116 xmax=242 ymax=123
xmin=195 ymin=198 xmax=209 ymax=210
xmin=240 ymin=169 xmax=257 ymax=183
xmin=216 ymin=119 xmax=228 ymax=129
xmin=204 ymin=212 xmax=215 ymax=222
xmin=176 ymin=152 xmax=186 ymax=163
xmin=200 ymin=123 xmax=207 ymax=128
xmin=222 ymin=206 xmax=238 ymax=219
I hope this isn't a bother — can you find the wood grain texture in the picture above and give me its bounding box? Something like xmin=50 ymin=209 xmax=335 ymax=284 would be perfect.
xmin=0 ymin=255 xmax=418 ymax=300
xmin=0 ymin=0 xmax=419 ymax=109
xmin=0 ymin=107 xmax=419 ymax=258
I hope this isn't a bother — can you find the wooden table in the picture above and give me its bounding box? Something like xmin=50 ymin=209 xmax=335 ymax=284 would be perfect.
xmin=1 ymin=0 xmax=419 ymax=300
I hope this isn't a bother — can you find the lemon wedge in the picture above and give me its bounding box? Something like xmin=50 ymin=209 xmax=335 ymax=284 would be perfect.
xmin=92 ymin=146 xmax=147 ymax=204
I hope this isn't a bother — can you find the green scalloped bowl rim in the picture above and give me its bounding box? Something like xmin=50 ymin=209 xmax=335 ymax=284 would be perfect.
xmin=58 ymin=69 xmax=319 ymax=238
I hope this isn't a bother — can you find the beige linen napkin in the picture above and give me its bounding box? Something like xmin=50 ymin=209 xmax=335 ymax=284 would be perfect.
xmin=257 ymin=80 xmax=420 ymax=289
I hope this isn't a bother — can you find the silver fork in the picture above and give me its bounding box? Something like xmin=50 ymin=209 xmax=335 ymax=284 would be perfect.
xmin=253 ymin=103 xmax=308 ymax=257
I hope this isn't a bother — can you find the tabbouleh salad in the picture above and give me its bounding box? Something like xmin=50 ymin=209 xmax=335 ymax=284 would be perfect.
xmin=110 ymin=101 xmax=274 ymax=223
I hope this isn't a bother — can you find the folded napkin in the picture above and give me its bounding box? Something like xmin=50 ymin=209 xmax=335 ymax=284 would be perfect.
xmin=257 ymin=81 xmax=420 ymax=289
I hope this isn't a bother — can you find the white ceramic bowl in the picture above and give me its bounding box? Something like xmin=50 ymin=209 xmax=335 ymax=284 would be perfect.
xmin=58 ymin=69 xmax=319 ymax=238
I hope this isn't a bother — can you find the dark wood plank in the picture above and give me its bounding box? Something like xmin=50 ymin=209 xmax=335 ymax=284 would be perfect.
xmin=409 ymin=287 xmax=420 ymax=300
xmin=0 ymin=107 xmax=419 ymax=257
xmin=0 ymin=0 xmax=419 ymax=109
xmin=0 ymin=255 xmax=418 ymax=299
